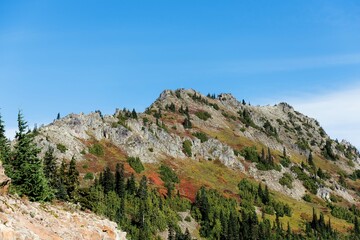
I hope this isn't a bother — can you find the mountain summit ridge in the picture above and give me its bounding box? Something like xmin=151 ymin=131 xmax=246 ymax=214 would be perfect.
xmin=31 ymin=88 xmax=359 ymax=198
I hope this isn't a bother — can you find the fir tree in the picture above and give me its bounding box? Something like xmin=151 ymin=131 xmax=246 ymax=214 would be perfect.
xmin=115 ymin=163 xmax=125 ymax=197
xmin=261 ymin=148 xmax=266 ymax=163
xmin=184 ymin=228 xmax=191 ymax=240
xmin=12 ymin=111 xmax=52 ymax=201
xmin=311 ymin=207 xmax=318 ymax=230
xmin=355 ymin=217 xmax=360 ymax=236
xmin=58 ymin=159 xmax=68 ymax=200
xmin=165 ymin=182 xmax=174 ymax=199
xmin=183 ymin=117 xmax=192 ymax=129
xmin=102 ymin=166 xmax=114 ymax=194
xmin=257 ymin=183 xmax=263 ymax=202
xmin=308 ymin=152 xmax=314 ymax=166
xmin=263 ymin=185 xmax=270 ymax=204
xmin=137 ymin=175 xmax=148 ymax=200
xmin=286 ymin=222 xmax=292 ymax=240
xmin=131 ymin=109 xmax=138 ymax=119
xmin=168 ymin=225 xmax=175 ymax=240
xmin=67 ymin=156 xmax=79 ymax=199
xmin=267 ymin=147 xmax=273 ymax=166
xmin=126 ymin=173 xmax=136 ymax=195
xmin=43 ymin=146 xmax=59 ymax=191
xmin=283 ymin=147 xmax=287 ymax=158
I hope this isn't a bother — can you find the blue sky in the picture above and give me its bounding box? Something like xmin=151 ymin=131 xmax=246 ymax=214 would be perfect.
xmin=1 ymin=1 xmax=360 ymax=148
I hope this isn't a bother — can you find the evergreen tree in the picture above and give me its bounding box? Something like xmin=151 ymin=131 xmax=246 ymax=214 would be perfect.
xmin=102 ymin=166 xmax=114 ymax=194
xmin=131 ymin=109 xmax=138 ymax=119
xmin=11 ymin=111 xmax=52 ymax=201
xmin=184 ymin=228 xmax=191 ymax=240
xmin=263 ymin=185 xmax=270 ymax=204
xmin=58 ymin=159 xmax=68 ymax=200
xmin=56 ymin=112 xmax=60 ymax=120
xmin=168 ymin=225 xmax=175 ymax=240
xmin=355 ymin=216 xmax=360 ymax=236
xmin=286 ymin=222 xmax=292 ymax=240
xmin=183 ymin=117 xmax=192 ymax=129
xmin=257 ymin=183 xmax=263 ymax=203
xmin=261 ymin=148 xmax=266 ymax=162
xmin=43 ymin=146 xmax=59 ymax=191
xmin=137 ymin=175 xmax=148 ymax=200
xmin=67 ymin=156 xmax=79 ymax=199
xmin=283 ymin=147 xmax=287 ymax=158
xmin=311 ymin=207 xmax=318 ymax=230
xmin=115 ymin=163 xmax=125 ymax=197
xmin=267 ymin=147 xmax=273 ymax=165
xmin=308 ymin=152 xmax=314 ymax=166
xmin=165 ymin=182 xmax=174 ymax=199
xmin=126 ymin=173 xmax=136 ymax=195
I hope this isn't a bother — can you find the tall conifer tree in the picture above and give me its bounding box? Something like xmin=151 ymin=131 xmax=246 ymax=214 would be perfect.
xmin=12 ymin=111 xmax=52 ymax=201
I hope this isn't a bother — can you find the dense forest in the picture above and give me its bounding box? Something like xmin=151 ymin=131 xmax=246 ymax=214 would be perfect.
xmin=1 ymin=112 xmax=360 ymax=239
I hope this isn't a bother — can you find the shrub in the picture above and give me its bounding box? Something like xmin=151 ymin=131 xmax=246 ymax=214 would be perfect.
xmin=210 ymin=103 xmax=219 ymax=110
xmin=240 ymin=146 xmax=259 ymax=162
xmin=192 ymin=132 xmax=208 ymax=143
xmin=280 ymin=157 xmax=291 ymax=167
xmin=184 ymin=216 xmax=191 ymax=222
xmin=195 ymin=111 xmax=211 ymax=121
xmin=303 ymin=179 xmax=318 ymax=194
xmin=302 ymin=194 xmax=312 ymax=202
xmin=279 ymin=173 xmax=294 ymax=189
xmin=127 ymin=156 xmax=144 ymax=173
xmin=322 ymin=139 xmax=338 ymax=161
xmin=238 ymin=109 xmax=258 ymax=129
xmin=183 ymin=118 xmax=192 ymax=129
xmin=88 ymin=143 xmax=104 ymax=157
xmin=263 ymin=205 xmax=275 ymax=215
xmin=182 ymin=140 xmax=192 ymax=157
xmin=296 ymin=138 xmax=310 ymax=151
xmin=263 ymin=120 xmax=278 ymax=137
xmin=57 ymin=143 xmax=67 ymax=153
xmin=330 ymin=194 xmax=339 ymax=203
xmin=84 ymin=172 xmax=94 ymax=180
xmin=330 ymin=205 xmax=355 ymax=223
xmin=159 ymin=164 xmax=179 ymax=184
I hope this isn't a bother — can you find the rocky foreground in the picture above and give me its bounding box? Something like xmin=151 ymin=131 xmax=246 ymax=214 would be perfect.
xmin=0 ymin=163 xmax=127 ymax=240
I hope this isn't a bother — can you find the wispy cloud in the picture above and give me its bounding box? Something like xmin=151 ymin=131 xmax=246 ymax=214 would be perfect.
xmin=219 ymin=53 xmax=360 ymax=74
xmin=291 ymin=84 xmax=360 ymax=150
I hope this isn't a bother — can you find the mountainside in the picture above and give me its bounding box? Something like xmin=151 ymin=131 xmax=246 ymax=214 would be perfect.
xmin=30 ymin=88 xmax=360 ymax=238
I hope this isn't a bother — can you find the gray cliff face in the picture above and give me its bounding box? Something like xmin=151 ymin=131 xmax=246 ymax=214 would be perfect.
xmin=35 ymin=93 xmax=245 ymax=170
